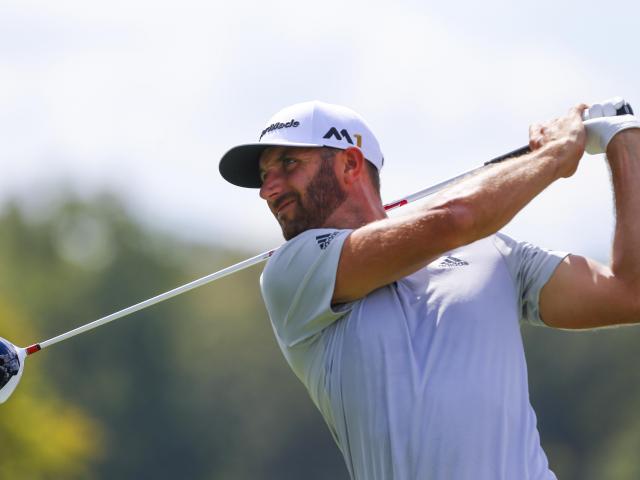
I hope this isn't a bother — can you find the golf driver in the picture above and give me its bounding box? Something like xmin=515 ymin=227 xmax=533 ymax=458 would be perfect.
xmin=0 ymin=338 xmax=25 ymax=403
xmin=0 ymin=99 xmax=633 ymax=404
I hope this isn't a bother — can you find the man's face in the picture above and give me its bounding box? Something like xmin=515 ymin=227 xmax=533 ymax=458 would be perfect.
xmin=259 ymin=147 xmax=347 ymax=240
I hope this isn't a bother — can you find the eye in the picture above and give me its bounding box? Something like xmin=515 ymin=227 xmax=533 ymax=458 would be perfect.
xmin=283 ymin=157 xmax=297 ymax=167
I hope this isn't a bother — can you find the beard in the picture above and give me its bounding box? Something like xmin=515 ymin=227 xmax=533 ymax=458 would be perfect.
xmin=275 ymin=158 xmax=347 ymax=241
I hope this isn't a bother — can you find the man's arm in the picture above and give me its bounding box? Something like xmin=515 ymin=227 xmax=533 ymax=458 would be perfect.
xmin=540 ymin=129 xmax=640 ymax=329
xmin=333 ymin=105 xmax=588 ymax=304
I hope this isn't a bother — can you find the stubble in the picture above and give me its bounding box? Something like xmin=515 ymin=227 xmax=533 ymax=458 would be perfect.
xmin=278 ymin=152 xmax=347 ymax=240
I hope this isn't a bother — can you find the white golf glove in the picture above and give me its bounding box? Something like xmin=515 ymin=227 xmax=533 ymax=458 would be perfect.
xmin=583 ymin=97 xmax=640 ymax=155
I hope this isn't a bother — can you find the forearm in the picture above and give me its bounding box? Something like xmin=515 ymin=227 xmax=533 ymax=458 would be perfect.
xmin=335 ymin=105 xmax=585 ymax=303
xmin=336 ymin=144 xmax=566 ymax=303
xmin=430 ymin=143 xmax=563 ymax=244
xmin=539 ymin=130 xmax=640 ymax=330
xmin=607 ymin=130 xmax=640 ymax=286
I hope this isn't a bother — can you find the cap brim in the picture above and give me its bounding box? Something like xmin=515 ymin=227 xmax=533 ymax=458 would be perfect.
xmin=219 ymin=141 xmax=322 ymax=188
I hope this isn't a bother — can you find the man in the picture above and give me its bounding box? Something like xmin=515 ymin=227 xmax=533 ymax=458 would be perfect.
xmin=218 ymin=100 xmax=640 ymax=479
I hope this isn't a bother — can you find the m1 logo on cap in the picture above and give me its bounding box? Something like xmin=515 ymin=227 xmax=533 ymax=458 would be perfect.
xmin=323 ymin=127 xmax=363 ymax=148
xmin=260 ymin=119 xmax=300 ymax=140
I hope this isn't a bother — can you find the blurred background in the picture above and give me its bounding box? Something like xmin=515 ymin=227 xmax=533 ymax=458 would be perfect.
xmin=1 ymin=1 xmax=640 ymax=478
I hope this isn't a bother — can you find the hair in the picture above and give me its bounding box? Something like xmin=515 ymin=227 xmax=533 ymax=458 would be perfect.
xmin=320 ymin=147 xmax=381 ymax=196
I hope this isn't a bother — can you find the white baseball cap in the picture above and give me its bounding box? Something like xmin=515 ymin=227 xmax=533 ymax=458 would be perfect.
xmin=219 ymin=100 xmax=384 ymax=188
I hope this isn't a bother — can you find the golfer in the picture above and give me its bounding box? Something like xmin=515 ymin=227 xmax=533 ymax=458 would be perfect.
xmin=219 ymin=100 xmax=640 ymax=479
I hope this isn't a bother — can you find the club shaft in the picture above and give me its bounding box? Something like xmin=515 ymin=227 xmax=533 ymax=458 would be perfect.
xmin=30 ymin=250 xmax=275 ymax=353
xmin=26 ymin=143 xmax=532 ymax=355
xmin=382 ymin=145 xmax=531 ymax=210
xmin=22 ymin=100 xmax=635 ymax=355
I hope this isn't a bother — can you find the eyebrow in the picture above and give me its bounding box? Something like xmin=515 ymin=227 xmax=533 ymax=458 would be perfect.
xmin=259 ymin=151 xmax=298 ymax=177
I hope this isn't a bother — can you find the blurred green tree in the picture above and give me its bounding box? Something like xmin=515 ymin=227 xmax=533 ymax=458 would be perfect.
xmin=1 ymin=192 xmax=640 ymax=479
xmin=0 ymin=298 xmax=103 ymax=479
xmin=0 ymin=194 xmax=346 ymax=479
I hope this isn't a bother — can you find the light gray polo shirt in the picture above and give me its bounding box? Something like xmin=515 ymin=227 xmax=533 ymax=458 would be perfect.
xmin=260 ymin=228 xmax=567 ymax=480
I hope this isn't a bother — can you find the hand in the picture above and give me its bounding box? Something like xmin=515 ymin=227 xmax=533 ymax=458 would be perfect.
xmin=529 ymin=104 xmax=588 ymax=178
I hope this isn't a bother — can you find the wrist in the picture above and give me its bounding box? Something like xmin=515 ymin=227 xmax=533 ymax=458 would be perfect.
xmin=606 ymin=129 xmax=640 ymax=158
xmin=538 ymin=140 xmax=579 ymax=180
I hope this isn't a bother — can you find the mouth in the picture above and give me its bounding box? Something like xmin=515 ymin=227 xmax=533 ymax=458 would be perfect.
xmin=273 ymin=195 xmax=297 ymax=218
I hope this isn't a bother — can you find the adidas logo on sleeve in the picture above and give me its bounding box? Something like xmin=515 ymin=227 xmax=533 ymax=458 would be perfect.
xmin=316 ymin=232 xmax=339 ymax=250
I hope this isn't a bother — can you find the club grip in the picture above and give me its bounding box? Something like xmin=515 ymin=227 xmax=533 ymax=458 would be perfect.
xmin=484 ymin=145 xmax=531 ymax=165
xmin=484 ymin=100 xmax=635 ymax=166
xmin=616 ymin=102 xmax=634 ymax=116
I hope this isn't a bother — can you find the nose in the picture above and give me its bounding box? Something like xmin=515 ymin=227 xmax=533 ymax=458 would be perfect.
xmin=259 ymin=170 xmax=284 ymax=201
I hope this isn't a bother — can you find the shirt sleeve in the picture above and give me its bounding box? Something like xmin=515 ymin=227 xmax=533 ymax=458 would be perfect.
xmin=260 ymin=228 xmax=353 ymax=347
xmin=493 ymin=232 xmax=569 ymax=327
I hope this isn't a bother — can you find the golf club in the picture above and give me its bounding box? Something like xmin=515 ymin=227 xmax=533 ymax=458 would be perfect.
xmin=0 ymin=99 xmax=634 ymax=404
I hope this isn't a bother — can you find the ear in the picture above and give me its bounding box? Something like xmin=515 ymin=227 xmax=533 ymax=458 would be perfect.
xmin=337 ymin=147 xmax=366 ymax=186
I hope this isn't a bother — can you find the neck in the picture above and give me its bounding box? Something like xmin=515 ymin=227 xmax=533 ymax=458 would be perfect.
xmin=321 ymin=188 xmax=386 ymax=230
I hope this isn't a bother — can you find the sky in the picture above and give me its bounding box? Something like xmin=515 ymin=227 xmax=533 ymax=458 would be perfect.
xmin=1 ymin=0 xmax=639 ymax=261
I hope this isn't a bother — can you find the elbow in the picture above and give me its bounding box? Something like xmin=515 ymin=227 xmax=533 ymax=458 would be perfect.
xmin=610 ymin=267 xmax=640 ymax=323
xmin=605 ymin=277 xmax=640 ymax=327
xmin=628 ymin=285 xmax=640 ymax=323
